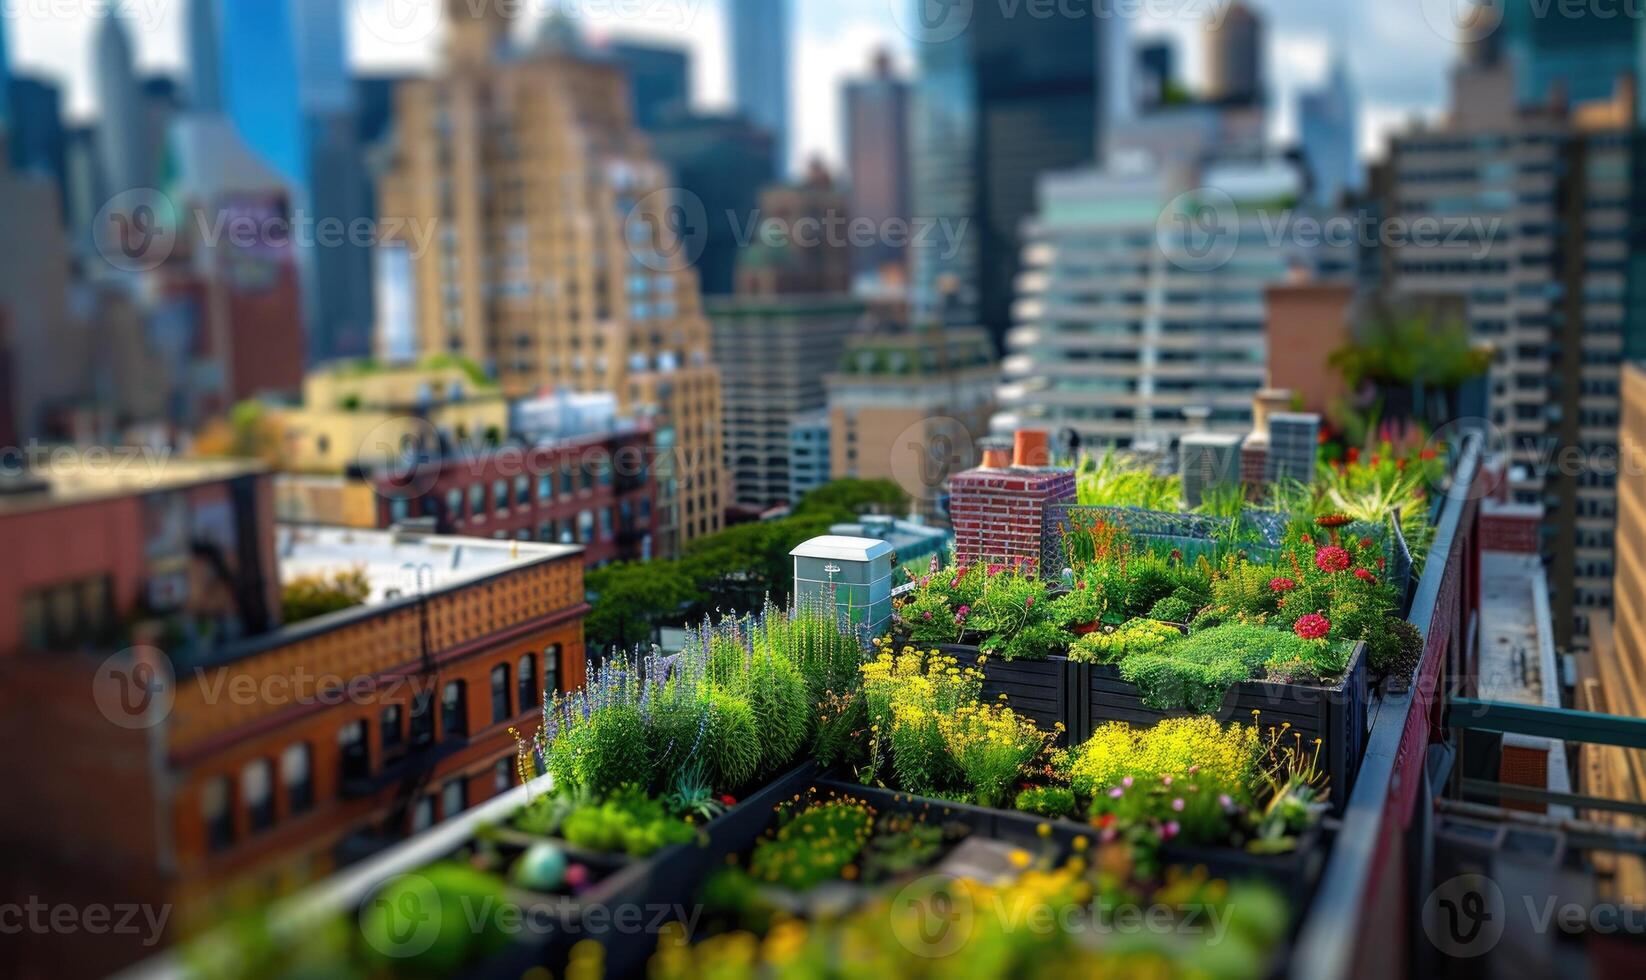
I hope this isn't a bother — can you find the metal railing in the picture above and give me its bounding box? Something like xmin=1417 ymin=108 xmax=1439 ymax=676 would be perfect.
xmin=1290 ymin=436 xmax=1485 ymax=979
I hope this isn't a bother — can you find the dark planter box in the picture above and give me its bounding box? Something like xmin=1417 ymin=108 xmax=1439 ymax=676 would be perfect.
xmin=815 ymin=777 xmax=1326 ymax=909
xmin=1078 ymin=642 xmax=1370 ymax=813
xmin=423 ymin=762 xmax=819 ymax=980
xmin=940 ymin=644 xmax=1076 ymax=743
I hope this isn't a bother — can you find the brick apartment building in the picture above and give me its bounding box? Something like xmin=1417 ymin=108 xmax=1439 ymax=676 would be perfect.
xmin=0 ymin=457 xmax=588 ymax=975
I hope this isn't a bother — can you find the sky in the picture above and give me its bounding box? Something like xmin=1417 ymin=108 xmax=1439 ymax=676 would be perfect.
xmin=5 ymin=0 xmax=1457 ymax=172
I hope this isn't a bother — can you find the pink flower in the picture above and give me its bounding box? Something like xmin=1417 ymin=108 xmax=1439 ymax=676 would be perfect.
xmin=1163 ymin=821 xmax=1181 ymax=840
xmin=1355 ymin=568 xmax=1376 ymax=583
xmin=1109 ymin=786 xmax=1125 ymax=799
xmin=1025 ymin=596 xmax=1035 ymax=609
xmin=1171 ymin=798 xmax=1185 ymax=812
xmin=1295 ymin=614 xmax=1331 ymax=641
xmin=922 ymin=611 xmax=934 ymax=621
xmin=957 ymin=605 xmax=971 ymax=617
xmin=987 ymin=564 xmax=1005 ymax=577
xmin=1269 ymin=577 xmax=1297 ymax=593
xmin=1218 ymin=794 xmax=1234 ymax=811
xmin=1315 ymin=546 xmax=1352 ymax=574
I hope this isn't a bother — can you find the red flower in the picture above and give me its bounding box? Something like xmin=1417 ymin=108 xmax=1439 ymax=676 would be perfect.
xmin=1420 ymin=449 xmax=1438 ymax=461
xmin=1377 ymin=557 xmax=1387 ymax=571
xmin=720 ymin=794 xmax=738 ymax=806
xmin=1359 ymin=537 xmax=1375 ymax=550
xmin=1355 ymin=568 xmax=1377 ymax=583
xmin=1347 ymin=447 xmax=1361 ymax=463
xmin=1269 ymin=577 xmax=1297 ymax=593
xmin=1300 ymin=534 xmax=1313 ymax=546
xmin=1295 ymin=614 xmax=1331 ymax=640
xmin=1315 ymin=546 xmax=1352 ymax=574
xmin=1170 ymin=549 xmax=1183 ymax=562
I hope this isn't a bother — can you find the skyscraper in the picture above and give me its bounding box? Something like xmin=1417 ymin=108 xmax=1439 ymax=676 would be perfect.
xmin=293 ymin=0 xmax=353 ymax=114
xmin=1298 ymin=53 xmax=1357 ymax=207
xmin=185 ymin=0 xmax=223 ymax=112
xmin=381 ymin=4 xmax=725 ymax=551
xmin=1501 ymin=0 xmax=1638 ymax=107
xmin=608 ymin=40 xmax=691 ymax=130
xmin=909 ymin=5 xmax=1106 ymax=346
xmin=1135 ymin=40 xmax=1178 ymax=110
xmin=843 ymin=50 xmax=911 ymax=279
xmin=649 ymin=112 xmax=777 ymax=296
xmin=729 ymin=0 xmax=790 ymax=177
xmin=1205 ymin=2 xmax=1264 ymax=106
xmin=7 ymin=76 xmax=66 ymax=201
xmin=0 ymin=11 xmax=12 ymax=135
xmin=219 ymin=0 xmax=305 ymax=183
xmin=92 ymin=12 xmax=147 ymax=195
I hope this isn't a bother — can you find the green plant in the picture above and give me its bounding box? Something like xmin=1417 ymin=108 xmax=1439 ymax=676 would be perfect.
xmin=280 ymin=566 xmax=370 ymax=623
xmin=359 ymin=863 xmax=511 ymax=975
xmin=557 ymin=786 xmax=696 ymax=857
xmin=1118 ymin=623 xmax=1353 ymax=712
xmin=1014 ymin=785 xmax=1077 ymax=819
xmin=1069 ymin=618 xmax=1181 ymax=665
xmin=1367 ymin=616 xmax=1424 ymax=680
xmin=936 ymin=703 xmax=1052 ymax=807
xmin=1067 ymin=717 xmax=1262 ymax=802
xmin=1076 ymin=449 xmax=1182 ymax=510
xmin=746 ymin=800 xmax=874 ymax=890
xmin=858 ymin=811 xmax=967 ymax=883
xmin=663 ymin=759 xmax=727 ymax=823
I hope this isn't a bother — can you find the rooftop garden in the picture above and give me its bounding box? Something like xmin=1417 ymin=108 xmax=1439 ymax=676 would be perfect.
xmin=176 ymin=442 xmax=1458 ymax=980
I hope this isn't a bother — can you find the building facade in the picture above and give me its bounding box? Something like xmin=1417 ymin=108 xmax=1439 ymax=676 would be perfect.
xmin=1298 ymin=53 xmax=1357 ymax=207
xmin=379 ymin=4 xmax=724 ymax=552
xmin=826 ymin=327 xmax=996 ymax=522
xmin=843 ymin=50 xmax=911 ymax=279
xmin=0 ymin=462 xmax=588 ymax=975
xmin=608 ymin=40 xmax=690 ymax=131
xmin=997 ymin=160 xmax=1322 ymax=450
xmin=733 ymin=165 xmax=854 ymax=298
xmin=728 ymin=0 xmax=790 ymax=174
xmin=908 ymin=5 xmax=1107 ymax=345
xmin=1379 ymin=62 xmax=1635 ymax=647
xmin=709 ymin=296 xmax=864 ymax=510
xmin=1204 ymin=1 xmax=1265 ymax=106
xmin=649 ymin=111 xmax=778 ymax=296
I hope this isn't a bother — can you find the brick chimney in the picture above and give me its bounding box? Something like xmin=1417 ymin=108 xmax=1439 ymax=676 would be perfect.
xmin=947 ymin=429 xmax=1076 ymax=572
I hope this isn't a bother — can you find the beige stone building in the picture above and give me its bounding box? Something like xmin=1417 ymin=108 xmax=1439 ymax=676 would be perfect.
xmin=826 ymin=327 xmax=996 ymax=522
xmin=378 ymin=3 xmax=723 ymax=552
xmin=272 ymin=358 xmax=508 ymax=474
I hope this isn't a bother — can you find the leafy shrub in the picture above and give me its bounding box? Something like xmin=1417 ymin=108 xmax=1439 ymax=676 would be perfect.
xmin=1147 ymin=593 xmax=1197 ymax=624
xmin=1066 ymin=718 xmax=1261 ymax=802
xmin=1118 ymin=623 xmax=1352 ymax=712
xmin=1368 ymin=617 xmax=1424 ymax=680
xmin=936 ymin=704 xmax=1052 ymax=807
xmin=557 ymin=786 xmax=697 ymax=857
xmin=1069 ymin=619 xmax=1181 ymax=665
xmin=894 ymin=564 xmax=1072 ymax=661
xmin=1014 ymin=785 xmax=1077 ymax=818
xmin=702 ymin=687 xmax=762 ymax=791
xmin=281 ymin=567 xmax=370 ymax=624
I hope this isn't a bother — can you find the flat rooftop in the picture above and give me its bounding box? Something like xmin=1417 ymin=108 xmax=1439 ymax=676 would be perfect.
xmin=1478 ymin=550 xmax=1560 ymax=709
xmin=0 ymin=453 xmax=265 ymax=516
xmin=276 ymin=525 xmax=582 ymax=605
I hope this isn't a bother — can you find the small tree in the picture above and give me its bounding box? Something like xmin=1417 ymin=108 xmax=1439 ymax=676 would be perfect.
xmin=282 ymin=567 xmax=371 ymax=624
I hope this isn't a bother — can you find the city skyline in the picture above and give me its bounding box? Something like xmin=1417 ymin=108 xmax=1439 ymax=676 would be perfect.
xmin=8 ymin=0 xmax=1464 ymax=173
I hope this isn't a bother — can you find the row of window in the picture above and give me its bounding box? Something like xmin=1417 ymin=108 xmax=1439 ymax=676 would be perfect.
xmin=199 ymin=650 xmax=558 ymax=853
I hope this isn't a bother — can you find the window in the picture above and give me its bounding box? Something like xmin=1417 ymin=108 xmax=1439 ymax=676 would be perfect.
xmin=282 ymin=743 xmax=313 ymax=814
xmin=20 ymin=575 xmax=114 ymax=650
xmin=468 ymin=484 xmax=484 ymax=516
xmin=242 ymin=760 xmax=274 ymax=833
xmin=578 ymin=510 xmax=594 ymax=543
xmin=493 ymin=480 xmax=509 ymax=512
xmin=515 ymin=476 xmax=530 ymax=506
xmin=441 ymin=778 xmax=467 ymax=818
xmin=446 ymin=489 xmax=463 ymax=518
xmin=543 ymin=646 xmax=561 ymax=697
xmin=518 ymin=653 xmax=539 ymax=709
xmin=339 ymin=720 xmax=369 ymax=781
xmin=202 ymin=776 xmax=234 ymax=852
xmin=410 ymin=692 xmax=434 ymax=748
xmin=442 ymin=681 xmax=468 ymax=738
xmin=537 ymin=474 xmax=553 ymax=502
xmin=491 ymin=664 xmax=511 ymax=723
xmin=411 ymin=795 xmax=435 ymax=832
xmin=380 ymin=705 xmax=404 ymax=756
xmin=494 ymin=757 xmax=514 ymax=793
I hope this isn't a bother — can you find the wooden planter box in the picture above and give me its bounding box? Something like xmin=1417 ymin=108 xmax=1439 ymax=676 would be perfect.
xmin=1078 ymin=642 xmax=1370 ymax=812
xmin=816 ymin=778 xmax=1326 ymax=909
xmin=948 ymin=637 xmax=1368 ymax=811
xmin=940 ymin=645 xmax=1076 ymax=743
xmin=433 ymin=762 xmax=819 ymax=980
